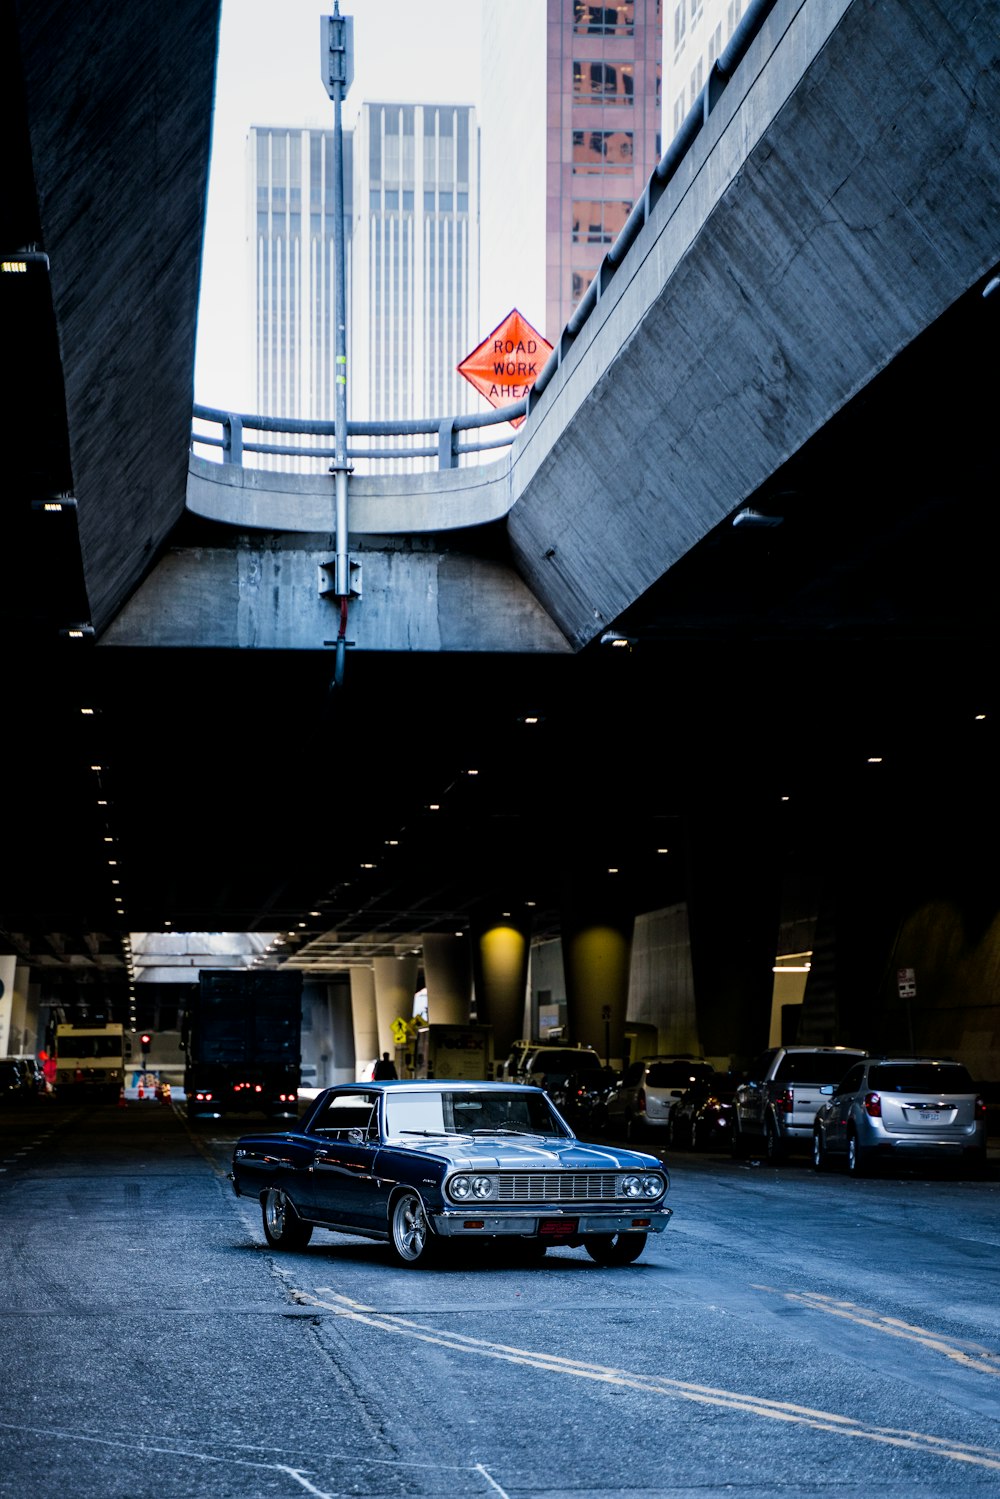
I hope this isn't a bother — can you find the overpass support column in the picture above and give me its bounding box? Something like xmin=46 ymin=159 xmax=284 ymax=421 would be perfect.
xmin=422 ymin=934 xmax=473 ymax=1024
xmin=373 ymin=954 xmax=419 ymax=1060
xmin=470 ymin=909 xmax=531 ymax=1065
xmin=0 ymin=956 xmax=16 ymax=1054
xmin=685 ymin=798 xmax=781 ymax=1064
xmin=350 ymin=967 xmax=378 ymax=1081
xmin=560 ymin=886 xmax=634 ymax=1065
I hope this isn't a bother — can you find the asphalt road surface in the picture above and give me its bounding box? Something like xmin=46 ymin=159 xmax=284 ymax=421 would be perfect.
xmin=1 ymin=1098 xmax=999 ymax=1499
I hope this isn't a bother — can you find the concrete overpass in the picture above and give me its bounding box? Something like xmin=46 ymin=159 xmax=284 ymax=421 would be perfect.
xmin=3 ymin=0 xmax=999 ymax=1081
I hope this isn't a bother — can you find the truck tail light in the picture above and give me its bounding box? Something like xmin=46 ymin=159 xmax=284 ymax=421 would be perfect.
xmin=773 ymin=1089 xmax=793 ymax=1114
xmin=863 ymin=1091 xmax=882 ymax=1118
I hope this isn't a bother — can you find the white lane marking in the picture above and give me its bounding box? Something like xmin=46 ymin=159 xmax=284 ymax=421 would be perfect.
xmin=276 ymin=1466 xmax=336 ymax=1498
xmin=475 ymin=1462 xmax=511 ymax=1498
xmin=307 ymin=1288 xmax=1000 ymax=1474
xmin=0 ymin=1418 xmax=503 ymax=1491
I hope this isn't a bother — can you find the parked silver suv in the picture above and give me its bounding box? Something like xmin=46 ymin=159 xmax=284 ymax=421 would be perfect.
xmin=812 ymin=1056 xmax=987 ymax=1176
xmin=732 ymin=1045 xmax=866 ymax=1161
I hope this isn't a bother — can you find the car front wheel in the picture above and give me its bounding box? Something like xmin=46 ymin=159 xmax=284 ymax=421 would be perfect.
xmin=846 ymin=1132 xmax=870 ymax=1176
xmin=389 ymin=1190 xmax=436 ymax=1266
xmin=812 ymin=1129 xmax=830 ymax=1171
xmin=261 ymin=1187 xmax=313 ymax=1250
xmin=584 ymin=1232 xmax=647 ymax=1266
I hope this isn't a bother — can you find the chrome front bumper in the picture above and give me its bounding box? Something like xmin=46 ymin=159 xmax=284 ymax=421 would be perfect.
xmin=431 ymin=1207 xmax=673 ymax=1237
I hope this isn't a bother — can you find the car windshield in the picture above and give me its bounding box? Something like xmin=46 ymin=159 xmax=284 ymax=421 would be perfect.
xmin=773 ymin=1051 xmax=864 ymax=1084
xmin=647 ymin=1062 xmax=714 ymax=1088
xmin=532 ymin=1050 xmax=601 ymax=1072
xmin=383 ymin=1089 xmax=569 ymax=1140
xmin=868 ymin=1062 xmax=974 ymax=1092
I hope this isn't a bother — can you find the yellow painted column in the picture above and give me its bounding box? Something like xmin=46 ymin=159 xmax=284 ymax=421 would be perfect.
xmin=561 ymin=899 xmax=634 ymax=1067
xmin=471 ymin=910 xmax=530 ymax=1063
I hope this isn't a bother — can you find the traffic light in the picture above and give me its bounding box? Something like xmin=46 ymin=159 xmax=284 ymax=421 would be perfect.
xmin=140 ymin=1032 xmax=152 ymax=1056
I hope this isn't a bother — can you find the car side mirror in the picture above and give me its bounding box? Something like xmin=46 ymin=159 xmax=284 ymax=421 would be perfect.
xmin=819 ymin=1084 xmax=834 ymax=1095
xmin=347 ymin=1128 xmax=366 ymax=1144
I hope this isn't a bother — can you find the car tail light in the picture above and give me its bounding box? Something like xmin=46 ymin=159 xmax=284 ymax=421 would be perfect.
xmin=637 ymin=1087 xmax=646 ymax=1115
xmin=773 ymin=1089 xmax=793 ymax=1114
xmin=975 ymin=1096 xmax=987 ymax=1119
xmin=863 ymin=1091 xmax=882 ymax=1118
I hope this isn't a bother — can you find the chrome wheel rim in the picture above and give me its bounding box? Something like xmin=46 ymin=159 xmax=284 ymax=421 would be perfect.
xmin=394 ymin=1193 xmax=427 ymax=1260
xmin=265 ymin=1188 xmax=286 ymax=1238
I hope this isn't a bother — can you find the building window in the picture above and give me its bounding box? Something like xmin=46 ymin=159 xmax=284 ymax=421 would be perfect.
xmin=690 ymin=0 xmax=703 ymax=25
xmin=572 ymin=60 xmax=635 ymax=105
xmin=573 ymin=2 xmax=635 ymax=34
xmin=708 ymin=22 xmax=722 ymax=65
xmin=572 ymin=129 xmax=635 ymax=174
xmin=727 ymin=0 xmax=742 ymax=38
xmin=673 ymin=1 xmax=686 ymax=50
xmin=572 ymin=199 xmax=631 ymax=244
xmin=689 ymin=57 xmax=704 ymax=107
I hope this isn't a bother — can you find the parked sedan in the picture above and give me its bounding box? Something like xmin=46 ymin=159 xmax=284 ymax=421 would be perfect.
xmin=667 ymin=1075 xmax=738 ymax=1150
xmin=812 ymin=1056 xmax=987 ymax=1176
xmin=230 ymin=1081 xmax=672 ymax=1266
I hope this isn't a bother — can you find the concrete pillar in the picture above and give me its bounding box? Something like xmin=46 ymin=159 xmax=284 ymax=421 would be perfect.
xmin=686 ymin=796 xmax=781 ymax=1065
xmin=561 ymin=895 xmax=634 ymax=1065
xmin=471 ymin=911 xmax=531 ymax=1062
xmin=350 ymin=967 xmax=378 ymax=1082
xmin=373 ymin=953 xmax=419 ymax=1059
xmin=0 ymin=955 xmax=16 ymax=1054
xmin=9 ymin=964 xmax=31 ymax=1056
xmin=422 ymin=934 xmax=473 ymax=1024
xmin=328 ymin=976 xmax=356 ymax=1085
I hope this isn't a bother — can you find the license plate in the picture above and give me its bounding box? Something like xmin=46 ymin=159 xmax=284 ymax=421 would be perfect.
xmin=914 ymin=1111 xmax=942 ymax=1122
xmin=539 ymin=1218 xmax=578 ymax=1235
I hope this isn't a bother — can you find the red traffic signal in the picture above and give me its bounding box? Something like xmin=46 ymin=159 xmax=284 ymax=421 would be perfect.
xmin=140 ymin=1032 xmax=152 ymax=1054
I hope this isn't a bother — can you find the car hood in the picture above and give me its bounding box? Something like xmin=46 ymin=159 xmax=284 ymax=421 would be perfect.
xmin=385 ymin=1135 xmax=666 ymax=1172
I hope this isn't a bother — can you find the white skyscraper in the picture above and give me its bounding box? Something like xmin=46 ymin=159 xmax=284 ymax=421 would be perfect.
xmin=248 ymin=125 xmax=354 ymax=427
xmin=249 ymin=105 xmax=480 ymax=472
xmin=350 ymin=102 xmax=480 ymax=442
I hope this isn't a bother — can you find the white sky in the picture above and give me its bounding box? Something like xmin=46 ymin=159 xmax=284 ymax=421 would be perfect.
xmin=194 ymin=0 xmax=484 ymax=409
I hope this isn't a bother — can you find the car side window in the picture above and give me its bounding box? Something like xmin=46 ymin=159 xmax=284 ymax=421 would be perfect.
xmin=835 ymin=1064 xmax=865 ymax=1096
xmin=748 ymin=1051 xmax=774 ymax=1083
xmin=312 ymin=1091 xmax=378 ymax=1139
xmin=623 ymin=1062 xmax=644 ymax=1085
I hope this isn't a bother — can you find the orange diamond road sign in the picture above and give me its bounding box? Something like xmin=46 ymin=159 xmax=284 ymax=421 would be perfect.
xmin=457 ymin=309 xmax=553 ymax=429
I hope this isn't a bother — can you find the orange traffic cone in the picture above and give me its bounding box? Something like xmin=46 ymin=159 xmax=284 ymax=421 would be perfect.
xmin=137 ymin=1082 xmax=144 ymax=1099
xmin=118 ymin=1085 xmax=127 ymax=1108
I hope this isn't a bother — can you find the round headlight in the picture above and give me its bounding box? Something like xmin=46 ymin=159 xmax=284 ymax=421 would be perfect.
xmin=620 ymin=1174 xmax=642 ymax=1198
xmin=640 ymin=1174 xmax=664 ymax=1198
xmin=449 ymin=1175 xmax=471 ymax=1200
xmin=471 ymin=1175 xmax=495 ymax=1199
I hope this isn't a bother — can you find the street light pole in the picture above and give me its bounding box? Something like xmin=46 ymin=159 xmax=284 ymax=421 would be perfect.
xmin=322 ymin=4 xmax=354 ymax=688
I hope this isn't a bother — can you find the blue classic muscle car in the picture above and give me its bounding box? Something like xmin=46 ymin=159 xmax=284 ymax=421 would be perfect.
xmin=230 ymin=1080 xmax=672 ymax=1266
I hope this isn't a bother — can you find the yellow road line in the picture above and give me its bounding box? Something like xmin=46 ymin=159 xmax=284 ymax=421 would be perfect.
xmin=303 ymin=1288 xmax=1000 ymax=1474
xmin=753 ymin=1285 xmax=1000 ymax=1377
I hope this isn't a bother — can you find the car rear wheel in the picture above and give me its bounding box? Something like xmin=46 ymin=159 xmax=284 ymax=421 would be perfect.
xmin=261 ymin=1187 xmax=313 ymax=1250
xmin=846 ymin=1132 xmax=870 ymax=1176
xmin=389 ymin=1190 xmax=437 ymax=1266
xmin=584 ymin=1232 xmax=647 ymax=1266
xmin=764 ymin=1117 xmax=785 ymax=1163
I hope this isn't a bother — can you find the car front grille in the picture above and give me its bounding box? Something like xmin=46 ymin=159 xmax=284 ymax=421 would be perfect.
xmin=496 ymin=1172 xmax=620 ymax=1202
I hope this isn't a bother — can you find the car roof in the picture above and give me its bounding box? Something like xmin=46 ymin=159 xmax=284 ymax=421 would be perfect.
xmin=321 ymin=1079 xmax=547 ymax=1093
